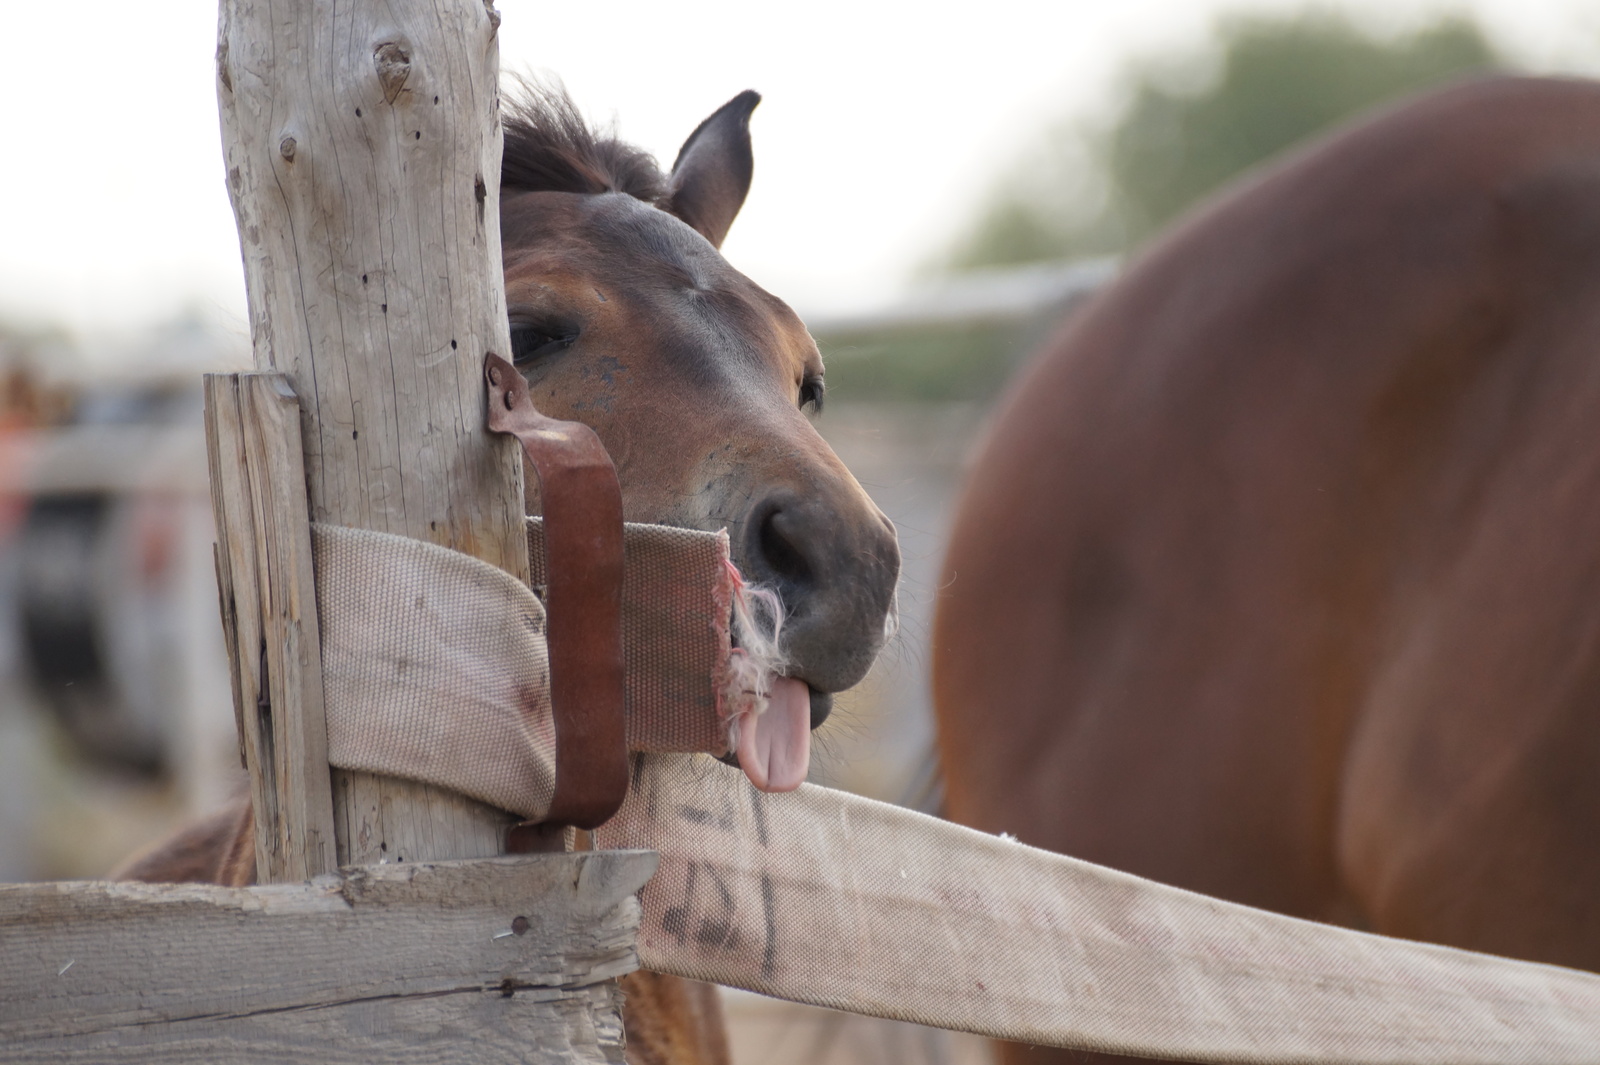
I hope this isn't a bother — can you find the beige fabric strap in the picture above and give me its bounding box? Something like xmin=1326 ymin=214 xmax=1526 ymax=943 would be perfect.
xmin=595 ymin=753 xmax=1600 ymax=1064
xmin=315 ymin=523 xmax=558 ymax=818
xmin=526 ymin=518 xmax=734 ymax=755
xmin=311 ymin=521 xmax=734 ymax=820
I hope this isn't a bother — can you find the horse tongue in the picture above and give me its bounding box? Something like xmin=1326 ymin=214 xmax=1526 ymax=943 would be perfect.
xmin=737 ymin=677 xmax=811 ymax=793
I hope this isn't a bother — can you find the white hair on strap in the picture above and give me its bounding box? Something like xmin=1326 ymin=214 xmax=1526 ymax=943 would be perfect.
xmin=722 ymin=559 xmax=789 ymax=747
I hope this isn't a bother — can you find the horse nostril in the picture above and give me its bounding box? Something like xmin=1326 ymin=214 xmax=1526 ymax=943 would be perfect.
xmin=756 ymin=504 xmax=814 ymax=591
xmin=739 ymin=487 xmax=897 ymax=698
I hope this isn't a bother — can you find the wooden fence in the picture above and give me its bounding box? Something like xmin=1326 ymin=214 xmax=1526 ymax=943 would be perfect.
xmin=0 ymin=1 xmax=645 ymax=1059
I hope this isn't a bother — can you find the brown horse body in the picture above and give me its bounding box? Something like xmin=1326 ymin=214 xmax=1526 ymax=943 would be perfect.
xmin=116 ymin=87 xmax=899 ymax=1065
xmin=935 ymin=75 xmax=1600 ymax=1064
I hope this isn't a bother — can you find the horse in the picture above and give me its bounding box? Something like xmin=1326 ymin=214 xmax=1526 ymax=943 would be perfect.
xmin=932 ymin=75 xmax=1600 ymax=1064
xmin=114 ymin=85 xmax=902 ymax=1065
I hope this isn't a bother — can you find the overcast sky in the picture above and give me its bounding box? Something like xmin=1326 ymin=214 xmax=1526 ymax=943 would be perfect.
xmin=2 ymin=0 xmax=1596 ymax=349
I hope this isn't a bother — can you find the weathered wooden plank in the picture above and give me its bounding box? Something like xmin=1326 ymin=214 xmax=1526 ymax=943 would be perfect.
xmin=217 ymin=0 xmax=528 ymax=865
xmin=203 ymin=376 xmax=252 ymax=769
xmin=204 ymin=372 xmax=338 ymax=882
xmin=0 ymin=987 xmax=624 ymax=1064
xmin=334 ymin=771 xmax=513 ymax=867
xmin=0 ymin=851 xmax=654 ymax=1062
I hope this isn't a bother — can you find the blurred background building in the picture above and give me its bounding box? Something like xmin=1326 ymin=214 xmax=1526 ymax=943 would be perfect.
xmin=0 ymin=2 xmax=1593 ymax=1061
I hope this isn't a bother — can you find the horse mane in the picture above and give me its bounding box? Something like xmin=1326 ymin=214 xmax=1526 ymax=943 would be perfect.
xmin=501 ymin=81 xmax=668 ymax=203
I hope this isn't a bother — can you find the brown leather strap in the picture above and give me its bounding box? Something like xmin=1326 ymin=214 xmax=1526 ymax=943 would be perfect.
xmin=485 ymin=354 xmax=628 ymax=830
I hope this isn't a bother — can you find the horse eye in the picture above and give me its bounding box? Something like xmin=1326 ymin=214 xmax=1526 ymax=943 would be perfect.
xmin=799 ymin=375 xmax=825 ymax=414
xmin=510 ymin=325 xmax=578 ymax=367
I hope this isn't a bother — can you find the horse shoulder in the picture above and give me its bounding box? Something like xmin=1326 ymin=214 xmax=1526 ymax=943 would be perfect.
xmin=111 ymin=796 xmax=257 ymax=887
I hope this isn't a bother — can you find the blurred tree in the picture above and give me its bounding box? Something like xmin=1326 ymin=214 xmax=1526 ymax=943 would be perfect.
xmin=944 ymin=12 xmax=1505 ymax=269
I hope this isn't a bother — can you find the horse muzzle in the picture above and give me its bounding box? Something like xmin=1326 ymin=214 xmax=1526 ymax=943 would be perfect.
xmin=737 ymin=486 xmax=901 ymax=706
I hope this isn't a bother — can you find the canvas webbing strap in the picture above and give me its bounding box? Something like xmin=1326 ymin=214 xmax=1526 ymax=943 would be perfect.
xmin=307 ymin=526 xmax=1600 ymax=1062
xmin=595 ymin=753 xmax=1600 ymax=1064
xmin=312 ymin=519 xmax=734 ymax=823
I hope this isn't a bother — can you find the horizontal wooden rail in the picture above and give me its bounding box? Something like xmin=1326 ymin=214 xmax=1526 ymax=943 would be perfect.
xmin=0 ymin=851 xmax=655 ymax=1063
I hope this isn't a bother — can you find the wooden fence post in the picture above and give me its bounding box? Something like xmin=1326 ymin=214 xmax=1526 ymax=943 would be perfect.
xmin=215 ymin=0 xmax=528 ymax=871
xmin=205 ymin=372 xmax=338 ymax=881
xmin=0 ymin=8 xmax=646 ymax=1058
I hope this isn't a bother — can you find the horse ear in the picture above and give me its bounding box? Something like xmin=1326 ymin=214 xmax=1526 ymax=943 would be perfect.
xmin=665 ymin=90 xmax=760 ymax=249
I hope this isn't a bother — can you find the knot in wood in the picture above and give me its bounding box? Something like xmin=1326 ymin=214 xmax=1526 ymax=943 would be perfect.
xmin=279 ymin=136 xmax=297 ymax=161
xmin=373 ymin=41 xmax=412 ymax=104
xmin=216 ymin=38 xmax=233 ymax=93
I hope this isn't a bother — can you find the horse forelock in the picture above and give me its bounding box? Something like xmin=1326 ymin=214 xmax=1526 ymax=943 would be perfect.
xmin=501 ymin=80 xmax=667 ymax=204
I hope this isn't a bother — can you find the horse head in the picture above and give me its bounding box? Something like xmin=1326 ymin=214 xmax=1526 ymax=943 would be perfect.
xmin=497 ymin=87 xmax=900 ymax=789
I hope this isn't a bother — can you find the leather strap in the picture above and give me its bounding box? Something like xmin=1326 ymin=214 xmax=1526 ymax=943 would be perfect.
xmin=485 ymin=353 xmax=628 ymax=830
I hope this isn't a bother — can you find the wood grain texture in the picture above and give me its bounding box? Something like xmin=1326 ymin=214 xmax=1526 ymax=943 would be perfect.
xmin=205 ymin=372 xmax=338 ymax=883
xmin=217 ymin=0 xmax=528 ymax=864
xmin=335 ymin=770 xmax=514 ymax=866
xmin=0 ymin=851 xmax=654 ymax=1063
